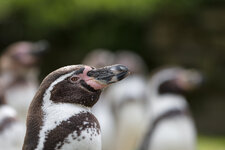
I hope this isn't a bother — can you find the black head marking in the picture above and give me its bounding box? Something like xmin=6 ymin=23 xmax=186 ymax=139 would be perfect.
xmin=74 ymin=67 xmax=85 ymax=75
xmin=50 ymin=78 xmax=101 ymax=107
xmin=158 ymin=79 xmax=185 ymax=95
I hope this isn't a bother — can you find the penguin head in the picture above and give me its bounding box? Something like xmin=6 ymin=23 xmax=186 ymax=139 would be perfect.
xmin=0 ymin=40 xmax=48 ymax=72
xmin=36 ymin=64 xmax=129 ymax=107
xmin=150 ymin=67 xmax=203 ymax=95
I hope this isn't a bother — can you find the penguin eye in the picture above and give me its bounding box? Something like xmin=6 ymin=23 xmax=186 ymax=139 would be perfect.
xmin=70 ymin=76 xmax=80 ymax=83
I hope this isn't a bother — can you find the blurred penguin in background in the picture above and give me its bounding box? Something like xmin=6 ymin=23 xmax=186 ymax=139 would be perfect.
xmin=140 ymin=67 xmax=202 ymax=150
xmin=0 ymin=94 xmax=25 ymax=150
xmin=82 ymin=49 xmax=115 ymax=68
xmin=115 ymin=50 xmax=147 ymax=75
xmin=0 ymin=40 xmax=48 ymax=122
xmin=106 ymin=50 xmax=149 ymax=150
xmin=82 ymin=49 xmax=116 ymax=150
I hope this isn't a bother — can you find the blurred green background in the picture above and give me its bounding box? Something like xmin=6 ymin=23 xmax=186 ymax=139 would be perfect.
xmin=0 ymin=0 xmax=224 ymax=149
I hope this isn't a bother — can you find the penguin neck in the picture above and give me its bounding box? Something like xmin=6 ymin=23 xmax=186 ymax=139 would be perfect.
xmin=42 ymin=101 xmax=91 ymax=118
xmin=148 ymin=78 xmax=188 ymax=119
xmin=150 ymin=82 xmax=187 ymax=109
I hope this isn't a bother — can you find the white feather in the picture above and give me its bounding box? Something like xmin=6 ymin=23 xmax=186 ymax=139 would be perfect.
xmin=58 ymin=125 xmax=101 ymax=150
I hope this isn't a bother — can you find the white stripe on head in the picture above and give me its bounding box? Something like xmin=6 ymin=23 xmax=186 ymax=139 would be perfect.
xmin=35 ymin=71 xmax=90 ymax=150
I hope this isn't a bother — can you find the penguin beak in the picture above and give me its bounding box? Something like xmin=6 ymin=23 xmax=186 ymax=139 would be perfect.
xmin=30 ymin=40 xmax=49 ymax=57
xmin=177 ymin=69 xmax=203 ymax=90
xmin=86 ymin=64 xmax=129 ymax=89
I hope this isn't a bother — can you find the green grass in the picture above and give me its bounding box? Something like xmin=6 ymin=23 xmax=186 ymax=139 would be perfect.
xmin=198 ymin=136 xmax=225 ymax=150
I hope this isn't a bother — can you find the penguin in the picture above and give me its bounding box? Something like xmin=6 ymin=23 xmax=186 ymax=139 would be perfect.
xmin=0 ymin=40 xmax=48 ymax=122
xmin=140 ymin=67 xmax=202 ymax=150
xmin=82 ymin=49 xmax=116 ymax=150
xmin=0 ymin=94 xmax=26 ymax=150
xmin=22 ymin=64 xmax=129 ymax=150
xmin=105 ymin=50 xmax=148 ymax=150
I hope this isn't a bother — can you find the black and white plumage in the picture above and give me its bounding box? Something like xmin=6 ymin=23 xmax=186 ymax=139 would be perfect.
xmin=140 ymin=67 xmax=202 ymax=150
xmin=0 ymin=41 xmax=48 ymax=122
xmin=22 ymin=64 xmax=129 ymax=150
xmin=0 ymin=95 xmax=25 ymax=150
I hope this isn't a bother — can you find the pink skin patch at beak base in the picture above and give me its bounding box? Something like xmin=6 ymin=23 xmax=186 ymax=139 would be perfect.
xmin=86 ymin=79 xmax=107 ymax=90
xmin=80 ymin=66 xmax=107 ymax=90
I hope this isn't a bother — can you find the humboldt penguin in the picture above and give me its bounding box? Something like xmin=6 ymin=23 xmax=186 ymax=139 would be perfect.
xmin=22 ymin=64 xmax=129 ymax=150
xmin=140 ymin=67 xmax=202 ymax=150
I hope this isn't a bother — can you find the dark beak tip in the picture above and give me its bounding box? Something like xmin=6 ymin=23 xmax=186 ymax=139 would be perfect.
xmin=118 ymin=65 xmax=128 ymax=72
xmin=110 ymin=64 xmax=129 ymax=73
xmin=113 ymin=65 xmax=130 ymax=81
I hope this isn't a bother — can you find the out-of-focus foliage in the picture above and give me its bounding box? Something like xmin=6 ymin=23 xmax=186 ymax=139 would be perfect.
xmin=0 ymin=0 xmax=15 ymax=20
xmin=0 ymin=0 xmax=203 ymax=65
xmin=198 ymin=136 xmax=225 ymax=150
xmin=0 ymin=0 xmax=202 ymax=27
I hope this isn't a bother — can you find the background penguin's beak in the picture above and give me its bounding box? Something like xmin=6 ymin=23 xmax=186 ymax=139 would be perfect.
xmin=177 ymin=69 xmax=203 ymax=90
xmin=86 ymin=64 xmax=129 ymax=89
xmin=30 ymin=40 xmax=49 ymax=57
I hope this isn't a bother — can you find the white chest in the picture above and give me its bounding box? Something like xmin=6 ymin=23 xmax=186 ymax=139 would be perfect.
xmin=58 ymin=126 xmax=101 ymax=150
xmin=149 ymin=116 xmax=196 ymax=150
xmin=35 ymin=103 xmax=101 ymax=150
xmin=147 ymin=95 xmax=196 ymax=150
